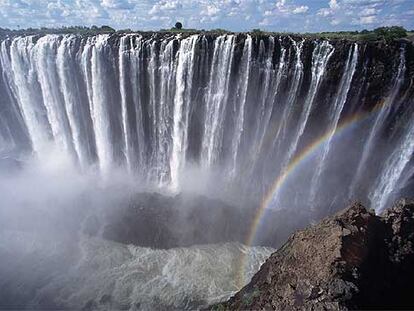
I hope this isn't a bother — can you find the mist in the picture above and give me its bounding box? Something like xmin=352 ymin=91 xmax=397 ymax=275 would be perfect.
xmin=0 ymin=146 xmax=275 ymax=309
xmin=1 ymin=31 xmax=414 ymax=309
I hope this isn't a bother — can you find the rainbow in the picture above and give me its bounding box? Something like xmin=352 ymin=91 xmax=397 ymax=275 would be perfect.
xmin=236 ymin=100 xmax=388 ymax=288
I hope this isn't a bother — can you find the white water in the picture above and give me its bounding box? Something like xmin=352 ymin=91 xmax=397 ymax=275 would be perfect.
xmin=0 ymin=230 xmax=273 ymax=310
xmin=202 ymin=35 xmax=235 ymax=168
xmin=6 ymin=37 xmax=52 ymax=154
xmin=170 ymin=35 xmax=199 ymax=192
xmin=251 ymin=37 xmax=276 ymax=156
xmin=0 ymin=33 xmax=412 ymax=212
xmin=230 ymin=35 xmax=253 ymax=178
xmin=1 ymin=31 xmax=414 ymax=311
xmin=308 ymin=43 xmax=358 ymax=206
xmin=369 ymin=113 xmax=414 ymax=212
xmin=119 ymin=35 xmax=133 ymax=172
xmin=349 ymin=47 xmax=407 ymax=198
xmin=282 ymin=40 xmax=334 ymax=172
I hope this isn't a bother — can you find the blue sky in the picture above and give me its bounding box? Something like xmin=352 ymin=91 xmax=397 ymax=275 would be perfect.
xmin=1 ymin=0 xmax=413 ymax=32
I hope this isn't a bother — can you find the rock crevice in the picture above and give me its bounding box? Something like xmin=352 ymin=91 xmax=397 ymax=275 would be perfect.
xmin=217 ymin=199 xmax=414 ymax=310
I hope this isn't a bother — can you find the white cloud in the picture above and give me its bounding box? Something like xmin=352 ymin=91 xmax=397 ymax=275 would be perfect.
xmin=202 ymin=5 xmax=220 ymax=16
xmin=275 ymin=0 xmax=309 ymax=15
xmin=330 ymin=18 xmax=341 ymax=25
xmin=101 ymin=0 xmax=134 ymax=10
xmin=317 ymin=0 xmax=339 ymax=17
xmin=292 ymin=5 xmax=308 ymax=14
xmin=276 ymin=0 xmax=286 ymax=11
xmin=359 ymin=7 xmax=378 ymax=16
xmin=316 ymin=0 xmax=387 ymax=27
xmin=259 ymin=17 xmax=272 ymax=25
xmin=329 ymin=0 xmax=339 ymax=10
xmin=47 ymin=1 xmax=72 ymax=19
xmin=149 ymin=0 xmax=182 ymax=15
xmin=317 ymin=8 xmax=332 ymax=16
xmin=0 ymin=0 xmax=412 ymax=33
xmin=358 ymin=15 xmax=377 ymax=24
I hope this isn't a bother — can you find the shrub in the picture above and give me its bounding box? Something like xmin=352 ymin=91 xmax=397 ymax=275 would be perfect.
xmin=374 ymin=26 xmax=407 ymax=41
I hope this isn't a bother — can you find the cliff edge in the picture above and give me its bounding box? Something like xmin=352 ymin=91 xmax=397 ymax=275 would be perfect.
xmin=214 ymin=199 xmax=414 ymax=310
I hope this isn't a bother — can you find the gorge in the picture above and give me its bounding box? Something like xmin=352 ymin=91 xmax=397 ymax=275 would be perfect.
xmin=0 ymin=31 xmax=414 ymax=309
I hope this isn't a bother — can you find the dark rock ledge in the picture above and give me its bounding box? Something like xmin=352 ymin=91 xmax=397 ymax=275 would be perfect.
xmin=212 ymin=199 xmax=414 ymax=310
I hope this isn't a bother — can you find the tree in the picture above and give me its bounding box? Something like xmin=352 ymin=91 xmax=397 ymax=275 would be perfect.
xmin=374 ymin=26 xmax=407 ymax=41
xmin=101 ymin=25 xmax=115 ymax=32
xmin=252 ymin=28 xmax=263 ymax=34
xmin=175 ymin=22 xmax=183 ymax=30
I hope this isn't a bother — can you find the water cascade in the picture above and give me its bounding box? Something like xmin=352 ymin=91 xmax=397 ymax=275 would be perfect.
xmin=1 ymin=33 xmax=414 ymax=213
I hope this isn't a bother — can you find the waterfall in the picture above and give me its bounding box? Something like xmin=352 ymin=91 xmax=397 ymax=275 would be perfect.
xmin=170 ymin=35 xmax=199 ymax=191
xmin=33 ymin=35 xmax=76 ymax=159
xmin=90 ymin=35 xmax=114 ymax=174
xmin=349 ymin=46 xmax=407 ymax=198
xmin=282 ymin=40 xmax=334 ymax=172
xmin=369 ymin=117 xmax=414 ymax=212
xmin=229 ymin=35 xmax=253 ymax=178
xmin=6 ymin=37 xmax=51 ymax=154
xmin=130 ymin=36 xmax=147 ymax=177
xmin=272 ymin=38 xmax=305 ymax=155
xmin=57 ymin=35 xmax=89 ymax=168
xmin=202 ymin=35 xmax=235 ymax=168
xmin=308 ymin=43 xmax=358 ymax=206
xmin=251 ymin=37 xmax=275 ymax=155
xmin=0 ymin=33 xmax=413 ymax=213
xmin=254 ymin=39 xmax=286 ymax=156
xmin=119 ymin=35 xmax=133 ymax=172
xmin=156 ymin=37 xmax=177 ymax=185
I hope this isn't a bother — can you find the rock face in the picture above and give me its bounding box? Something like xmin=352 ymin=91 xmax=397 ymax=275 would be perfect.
xmin=217 ymin=199 xmax=414 ymax=310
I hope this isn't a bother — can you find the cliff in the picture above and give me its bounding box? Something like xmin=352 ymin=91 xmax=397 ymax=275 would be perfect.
xmin=215 ymin=199 xmax=414 ymax=310
xmin=1 ymin=31 xmax=414 ymax=225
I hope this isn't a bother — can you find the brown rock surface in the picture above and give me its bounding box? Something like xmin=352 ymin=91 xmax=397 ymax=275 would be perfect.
xmin=214 ymin=199 xmax=414 ymax=310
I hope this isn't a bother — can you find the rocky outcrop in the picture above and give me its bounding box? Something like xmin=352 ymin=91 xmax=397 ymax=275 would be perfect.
xmin=215 ymin=199 xmax=414 ymax=310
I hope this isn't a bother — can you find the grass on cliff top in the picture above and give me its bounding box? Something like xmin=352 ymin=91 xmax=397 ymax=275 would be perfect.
xmin=1 ymin=25 xmax=412 ymax=42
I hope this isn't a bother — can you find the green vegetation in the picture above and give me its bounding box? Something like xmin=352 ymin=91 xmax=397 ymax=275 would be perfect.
xmin=99 ymin=25 xmax=116 ymax=33
xmin=372 ymin=26 xmax=407 ymax=41
xmin=0 ymin=25 xmax=410 ymax=43
xmin=0 ymin=25 xmax=116 ymax=37
xmin=208 ymin=28 xmax=231 ymax=34
xmin=159 ymin=21 xmax=196 ymax=33
xmin=251 ymin=28 xmax=263 ymax=34
xmin=293 ymin=26 xmax=408 ymax=41
xmin=159 ymin=27 xmax=199 ymax=33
